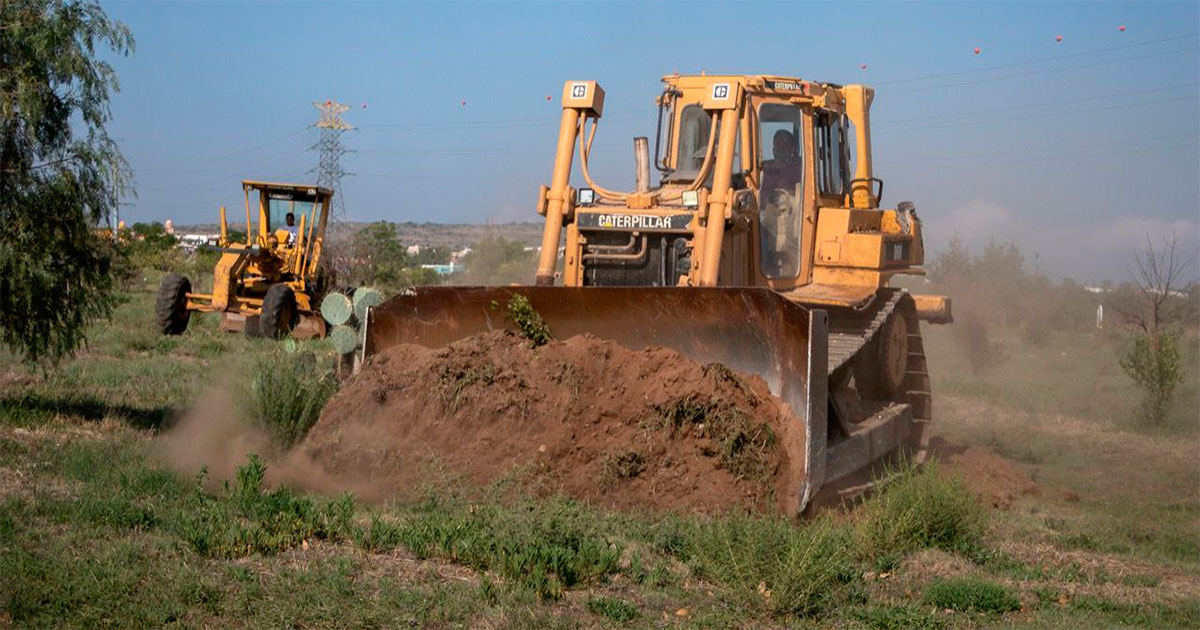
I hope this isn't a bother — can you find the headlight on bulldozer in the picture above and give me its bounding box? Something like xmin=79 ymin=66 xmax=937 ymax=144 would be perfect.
xmin=577 ymin=188 xmax=596 ymax=206
xmin=681 ymin=190 xmax=699 ymax=208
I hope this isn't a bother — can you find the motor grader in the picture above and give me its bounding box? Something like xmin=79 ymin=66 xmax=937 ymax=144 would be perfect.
xmin=361 ymin=75 xmax=952 ymax=513
xmin=156 ymin=180 xmax=333 ymax=339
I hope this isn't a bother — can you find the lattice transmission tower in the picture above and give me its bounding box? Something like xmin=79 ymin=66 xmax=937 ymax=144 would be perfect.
xmin=310 ymin=100 xmax=355 ymax=219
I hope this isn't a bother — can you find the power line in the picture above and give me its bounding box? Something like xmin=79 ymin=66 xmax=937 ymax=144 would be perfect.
xmin=874 ymin=32 xmax=1199 ymax=86
xmin=877 ymin=133 xmax=1199 ymax=165
xmin=875 ymin=81 xmax=1199 ymax=126
xmin=885 ymin=46 xmax=1199 ymax=96
xmin=134 ymin=126 xmax=310 ymax=173
xmin=877 ymin=94 xmax=1198 ymax=135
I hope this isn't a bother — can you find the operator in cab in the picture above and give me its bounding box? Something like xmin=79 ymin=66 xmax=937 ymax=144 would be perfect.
xmin=759 ymin=129 xmax=802 ymax=274
xmin=283 ymin=212 xmax=298 ymax=246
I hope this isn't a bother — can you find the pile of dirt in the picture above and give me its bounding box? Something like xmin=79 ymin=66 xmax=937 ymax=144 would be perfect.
xmin=929 ymin=437 xmax=1040 ymax=508
xmin=300 ymin=330 xmax=804 ymax=514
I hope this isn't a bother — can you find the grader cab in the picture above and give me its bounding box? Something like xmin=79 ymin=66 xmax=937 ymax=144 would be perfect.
xmin=156 ymin=180 xmax=333 ymax=339
xmin=362 ymin=74 xmax=952 ymax=512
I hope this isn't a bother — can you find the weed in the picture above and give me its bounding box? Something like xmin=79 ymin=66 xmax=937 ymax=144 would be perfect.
xmin=585 ymin=596 xmax=639 ymax=622
xmin=493 ymin=294 xmax=552 ymax=347
xmin=437 ymin=362 xmax=497 ymax=411
xmin=851 ymin=604 xmax=946 ymax=629
xmin=1120 ymin=573 xmax=1162 ymax=588
xmin=178 ymin=455 xmax=356 ymax=558
xmin=650 ymin=394 xmax=777 ymax=481
xmin=924 ymin=577 xmax=1020 ymax=614
xmin=702 ymin=362 xmax=758 ymax=402
xmin=1068 ymin=595 xmax=1200 ymax=627
xmin=600 ymin=450 xmax=646 ymax=487
xmin=389 ymin=496 xmax=622 ymax=600
xmin=246 ymin=351 xmax=338 ymax=448
xmin=851 ymin=460 xmax=985 ymax=562
xmin=1055 ymin=531 xmax=1101 ymax=551
xmin=683 ymin=514 xmax=857 ymax=616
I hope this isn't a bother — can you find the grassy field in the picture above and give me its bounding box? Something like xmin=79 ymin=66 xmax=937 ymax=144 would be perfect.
xmin=1 ymin=275 xmax=1197 ymax=628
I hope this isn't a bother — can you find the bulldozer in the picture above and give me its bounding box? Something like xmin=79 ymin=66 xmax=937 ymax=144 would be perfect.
xmin=156 ymin=180 xmax=334 ymax=339
xmin=360 ymin=75 xmax=952 ymax=513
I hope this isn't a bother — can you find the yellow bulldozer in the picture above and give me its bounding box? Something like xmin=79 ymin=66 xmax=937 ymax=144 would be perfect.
xmin=361 ymin=74 xmax=952 ymax=512
xmin=156 ymin=180 xmax=334 ymax=339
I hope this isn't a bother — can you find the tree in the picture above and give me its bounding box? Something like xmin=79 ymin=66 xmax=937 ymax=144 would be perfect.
xmin=0 ymin=0 xmax=133 ymax=363
xmin=1114 ymin=232 xmax=1197 ymax=425
xmin=349 ymin=221 xmax=408 ymax=287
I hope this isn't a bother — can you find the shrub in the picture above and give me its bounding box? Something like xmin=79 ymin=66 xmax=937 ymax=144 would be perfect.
xmin=924 ymin=577 xmax=1020 ymax=613
xmin=1120 ymin=330 xmax=1184 ymax=425
xmin=494 ymin=294 xmax=552 ymax=348
xmin=246 ymin=351 xmax=338 ymax=448
xmin=851 ymin=460 xmax=985 ymax=564
xmin=684 ymin=515 xmax=857 ymax=616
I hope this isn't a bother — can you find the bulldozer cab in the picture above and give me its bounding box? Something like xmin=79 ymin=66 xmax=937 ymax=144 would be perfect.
xmin=528 ymin=75 xmax=938 ymax=315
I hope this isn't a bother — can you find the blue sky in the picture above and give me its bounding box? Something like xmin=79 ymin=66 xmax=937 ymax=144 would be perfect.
xmin=104 ymin=0 xmax=1198 ymax=281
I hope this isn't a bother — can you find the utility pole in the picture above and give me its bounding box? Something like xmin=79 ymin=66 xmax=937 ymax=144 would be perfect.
xmin=310 ymin=100 xmax=354 ymax=220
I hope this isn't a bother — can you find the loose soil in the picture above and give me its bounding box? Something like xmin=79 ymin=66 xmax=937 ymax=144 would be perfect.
xmin=929 ymin=437 xmax=1039 ymax=509
xmin=300 ymin=330 xmax=805 ymax=514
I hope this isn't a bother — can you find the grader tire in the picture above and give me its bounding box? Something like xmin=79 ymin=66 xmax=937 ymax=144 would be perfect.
xmin=259 ymin=284 xmax=298 ymax=339
xmin=156 ymin=273 xmax=192 ymax=335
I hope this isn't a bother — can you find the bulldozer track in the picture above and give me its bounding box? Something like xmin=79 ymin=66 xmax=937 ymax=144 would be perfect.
xmin=824 ymin=288 xmax=907 ymax=375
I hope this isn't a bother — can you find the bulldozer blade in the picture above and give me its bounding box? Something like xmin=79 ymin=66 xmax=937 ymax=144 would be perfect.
xmin=363 ymin=286 xmax=830 ymax=513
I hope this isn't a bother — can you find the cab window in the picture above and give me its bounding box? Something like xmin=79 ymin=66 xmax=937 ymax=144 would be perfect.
xmin=815 ymin=110 xmax=849 ymax=196
xmin=267 ymin=195 xmax=313 ymax=235
xmin=668 ymin=105 xmax=739 ymax=183
xmin=757 ymin=103 xmax=803 ymax=279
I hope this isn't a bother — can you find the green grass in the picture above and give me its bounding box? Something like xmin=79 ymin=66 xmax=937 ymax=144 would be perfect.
xmin=585 ymin=596 xmax=639 ymax=623
xmin=924 ymin=577 xmax=1020 ymax=613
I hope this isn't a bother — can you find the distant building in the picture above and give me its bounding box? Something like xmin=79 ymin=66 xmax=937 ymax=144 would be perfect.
xmin=177 ymin=233 xmax=219 ymax=252
xmin=406 ymin=244 xmax=421 ymax=256
xmin=420 ymin=262 xmax=464 ymax=276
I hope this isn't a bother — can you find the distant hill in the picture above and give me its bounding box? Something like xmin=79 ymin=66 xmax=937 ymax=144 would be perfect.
xmin=173 ymin=221 xmax=544 ymax=249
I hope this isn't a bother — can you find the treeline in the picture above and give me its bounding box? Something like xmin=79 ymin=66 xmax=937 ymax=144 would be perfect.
xmin=122 ymin=220 xmax=540 ymax=295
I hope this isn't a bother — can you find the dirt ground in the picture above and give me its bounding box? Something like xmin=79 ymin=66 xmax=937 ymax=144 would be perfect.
xmin=300 ymin=330 xmax=806 ymax=514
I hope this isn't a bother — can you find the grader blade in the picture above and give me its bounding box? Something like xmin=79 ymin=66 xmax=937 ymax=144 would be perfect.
xmin=363 ymin=286 xmax=831 ymax=512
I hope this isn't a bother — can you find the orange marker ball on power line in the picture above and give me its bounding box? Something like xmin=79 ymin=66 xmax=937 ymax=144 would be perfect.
xmin=973 ymin=47 xmax=981 ymax=54
xmin=1056 ymin=35 xmax=1063 ymax=42
xmin=860 ymin=64 xmax=868 ymax=70
xmin=1118 ymin=25 xmax=1125 ymax=32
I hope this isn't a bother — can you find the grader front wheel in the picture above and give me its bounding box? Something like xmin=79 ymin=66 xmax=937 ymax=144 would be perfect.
xmin=156 ymin=273 xmax=191 ymax=335
xmin=259 ymin=284 xmax=298 ymax=339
